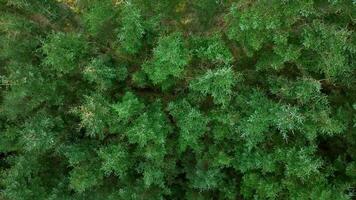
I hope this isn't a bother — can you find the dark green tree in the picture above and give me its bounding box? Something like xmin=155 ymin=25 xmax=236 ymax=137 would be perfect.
xmin=0 ymin=0 xmax=355 ymax=199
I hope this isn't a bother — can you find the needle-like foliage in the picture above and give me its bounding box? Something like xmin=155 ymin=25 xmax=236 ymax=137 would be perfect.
xmin=0 ymin=0 xmax=355 ymax=199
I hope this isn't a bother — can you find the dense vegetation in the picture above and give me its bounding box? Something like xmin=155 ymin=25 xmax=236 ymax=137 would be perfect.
xmin=0 ymin=0 xmax=355 ymax=199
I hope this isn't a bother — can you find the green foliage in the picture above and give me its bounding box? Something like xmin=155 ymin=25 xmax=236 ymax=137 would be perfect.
xmin=191 ymin=34 xmax=233 ymax=65
xmin=74 ymin=94 xmax=111 ymax=139
xmin=112 ymin=91 xmax=145 ymax=123
xmin=168 ymin=99 xmax=208 ymax=152
xmin=190 ymin=67 xmax=237 ymax=105
xmin=69 ymin=161 xmax=103 ymax=192
xmin=98 ymin=144 xmax=130 ymax=177
xmin=268 ymin=77 xmax=323 ymax=105
xmin=125 ymin=101 xmax=171 ymax=148
xmin=143 ymin=33 xmax=189 ymax=86
xmin=19 ymin=112 xmax=62 ymax=153
xmin=118 ymin=2 xmax=145 ymax=54
xmin=83 ymin=56 xmax=127 ymax=91
xmin=42 ymin=32 xmax=88 ymax=75
xmin=0 ymin=0 xmax=355 ymax=199
xmin=302 ymin=21 xmax=353 ymax=80
xmin=82 ymin=0 xmax=117 ymax=36
xmin=226 ymin=0 xmax=314 ymax=55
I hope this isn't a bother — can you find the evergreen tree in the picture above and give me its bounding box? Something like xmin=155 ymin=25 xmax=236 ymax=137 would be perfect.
xmin=0 ymin=0 xmax=355 ymax=199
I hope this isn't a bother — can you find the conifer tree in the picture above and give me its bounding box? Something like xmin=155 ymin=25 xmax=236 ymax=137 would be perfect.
xmin=0 ymin=0 xmax=355 ymax=199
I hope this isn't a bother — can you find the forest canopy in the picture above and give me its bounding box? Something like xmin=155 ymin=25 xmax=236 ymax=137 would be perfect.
xmin=0 ymin=0 xmax=355 ymax=199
